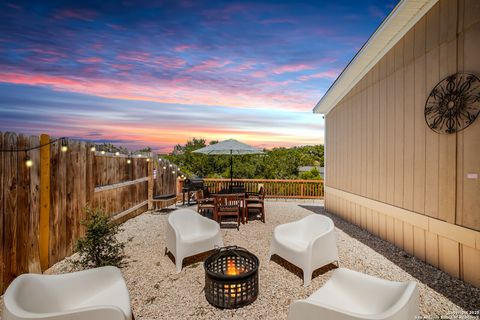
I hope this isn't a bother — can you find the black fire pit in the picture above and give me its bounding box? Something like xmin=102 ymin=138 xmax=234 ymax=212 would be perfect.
xmin=204 ymin=246 xmax=259 ymax=309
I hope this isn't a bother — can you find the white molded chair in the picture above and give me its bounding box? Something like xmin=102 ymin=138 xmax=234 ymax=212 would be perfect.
xmin=287 ymin=268 xmax=419 ymax=320
xmin=166 ymin=208 xmax=223 ymax=272
xmin=3 ymin=266 xmax=132 ymax=320
xmin=268 ymin=214 xmax=338 ymax=286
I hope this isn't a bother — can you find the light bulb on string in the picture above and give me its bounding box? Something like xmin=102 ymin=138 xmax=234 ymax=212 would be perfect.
xmin=90 ymin=146 xmax=96 ymax=152
xmin=115 ymin=151 xmax=120 ymax=156
xmin=172 ymin=171 xmax=176 ymax=174
xmin=127 ymin=157 xmax=131 ymax=164
xmin=163 ymin=166 xmax=166 ymax=170
xmin=146 ymin=158 xmax=150 ymax=162
xmin=61 ymin=138 xmax=68 ymax=152
xmin=101 ymin=150 xmax=105 ymax=155
xmin=25 ymin=155 xmax=33 ymax=168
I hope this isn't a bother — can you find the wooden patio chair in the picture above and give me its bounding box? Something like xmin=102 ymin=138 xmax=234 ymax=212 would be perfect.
xmin=197 ymin=187 xmax=215 ymax=216
xmin=214 ymin=194 xmax=243 ymax=230
xmin=245 ymin=186 xmax=265 ymax=223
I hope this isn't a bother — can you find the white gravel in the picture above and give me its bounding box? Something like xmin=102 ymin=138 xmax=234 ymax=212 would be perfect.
xmin=1 ymin=201 xmax=478 ymax=319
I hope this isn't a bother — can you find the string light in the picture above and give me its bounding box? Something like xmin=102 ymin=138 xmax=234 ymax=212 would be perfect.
xmin=25 ymin=155 xmax=33 ymax=168
xmin=146 ymin=158 xmax=150 ymax=162
xmin=0 ymin=136 xmax=64 ymax=153
xmin=137 ymin=154 xmax=142 ymax=157
xmin=172 ymin=171 xmax=176 ymax=174
xmin=163 ymin=166 xmax=166 ymax=169
xmin=115 ymin=151 xmax=120 ymax=156
xmin=90 ymin=146 xmax=96 ymax=152
xmin=127 ymin=157 xmax=132 ymax=164
xmin=169 ymin=164 xmax=172 ymax=167
xmin=61 ymin=138 xmax=68 ymax=152
xmin=101 ymin=150 xmax=105 ymax=155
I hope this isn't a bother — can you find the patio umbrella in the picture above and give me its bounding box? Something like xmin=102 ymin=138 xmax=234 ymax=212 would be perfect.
xmin=193 ymin=139 xmax=264 ymax=188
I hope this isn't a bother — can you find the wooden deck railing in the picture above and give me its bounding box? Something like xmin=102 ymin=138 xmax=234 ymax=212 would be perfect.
xmin=203 ymin=178 xmax=324 ymax=199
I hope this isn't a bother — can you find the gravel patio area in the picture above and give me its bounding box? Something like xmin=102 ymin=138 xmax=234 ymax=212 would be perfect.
xmin=2 ymin=201 xmax=479 ymax=319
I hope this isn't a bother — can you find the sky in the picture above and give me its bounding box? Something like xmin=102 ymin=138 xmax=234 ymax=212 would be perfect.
xmin=0 ymin=0 xmax=397 ymax=152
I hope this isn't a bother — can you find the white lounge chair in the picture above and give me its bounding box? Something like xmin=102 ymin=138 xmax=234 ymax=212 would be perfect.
xmin=3 ymin=266 xmax=132 ymax=320
xmin=268 ymin=214 xmax=338 ymax=286
xmin=287 ymin=268 xmax=419 ymax=320
xmin=166 ymin=208 xmax=223 ymax=272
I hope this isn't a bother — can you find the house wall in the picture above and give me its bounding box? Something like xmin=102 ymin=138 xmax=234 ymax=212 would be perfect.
xmin=324 ymin=0 xmax=480 ymax=287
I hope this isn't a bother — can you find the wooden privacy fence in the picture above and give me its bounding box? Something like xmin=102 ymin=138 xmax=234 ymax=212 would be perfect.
xmin=0 ymin=131 xmax=178 ymax=293
xmin=203 ymin=178 xmax=324 ymax=199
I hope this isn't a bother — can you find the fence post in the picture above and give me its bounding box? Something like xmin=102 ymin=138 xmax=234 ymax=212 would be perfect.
xmin=39 ymin=134 xmax=50 ymax=271
xmin=147 ymin=152 xmax=154 ymax=210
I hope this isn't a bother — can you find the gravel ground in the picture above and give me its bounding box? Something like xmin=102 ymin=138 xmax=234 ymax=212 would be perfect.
xmin=1 ymin=202 xmax=479 ymax=319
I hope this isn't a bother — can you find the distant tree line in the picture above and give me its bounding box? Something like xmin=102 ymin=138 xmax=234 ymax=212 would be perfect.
xmin=162 ymin=138 xmax=324 ymax=180
xmin=95 ymin=143 xmax=151 ymax=154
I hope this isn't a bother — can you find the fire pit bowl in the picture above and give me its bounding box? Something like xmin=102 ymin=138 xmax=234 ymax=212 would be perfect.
xmin=204 ymin=246 xmax=259 ymax=309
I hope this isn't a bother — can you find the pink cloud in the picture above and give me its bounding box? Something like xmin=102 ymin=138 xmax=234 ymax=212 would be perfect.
xmin=271 ymin=64 xmax=314 ymax=74
xmin=228 ymin=61 xmax=256 ymax=72
xmin=251 ymin=71 xmax=267 ymax=78
xmin=5 ymin=3 xmax=21 ymax=9
xmin=188 ymin=59 xmax=231 ymax=72
xmin=78 ymin=57 xmax=103 ymax=63
xmin=54 ymin=9 xmax=97 ymax=22
xmin=29 ymin=48 xmax=66 ymax=57
xmin=0 ymin=71 xmax=317 ymax=112
xmin=368 ymin=5 xmax=386 ymax=19
xmin=107 ymin=24 xmax=125 ymax=30
xmin=298 ymin=69 xmax=340 ymax=81
xmin=174 ymin=44 xmax=194 ymax=52
xmin=111 ymin=63 xmax=134 ymax=71
xmin=117 ymin=51 xmax=151 ymax=63
xmin=153 ymin=56 xmax=186 ymax=68
xmin=91 ymin=43 xmax=104 ymax=50
xmin=116 ymin=52 xmax=186 ymax=69
xmin=259 ymin=18 xmax=295 ymax=24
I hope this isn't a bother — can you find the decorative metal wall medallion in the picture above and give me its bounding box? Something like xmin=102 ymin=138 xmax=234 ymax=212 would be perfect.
xmin=424 ymin=73 xmax=480 ymax=134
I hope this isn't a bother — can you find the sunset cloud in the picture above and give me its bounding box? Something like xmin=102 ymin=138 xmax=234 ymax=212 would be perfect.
xmin=271 ymin=64 xmax=314 ymax=74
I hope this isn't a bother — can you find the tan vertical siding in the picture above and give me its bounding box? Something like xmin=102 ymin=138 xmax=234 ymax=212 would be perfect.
xmin=324 ymin=0 xmax=480 ymax=287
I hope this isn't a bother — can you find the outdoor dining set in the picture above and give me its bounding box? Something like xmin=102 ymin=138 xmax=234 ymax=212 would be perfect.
xmin=195 ymin=185 xmax=266 ymax=230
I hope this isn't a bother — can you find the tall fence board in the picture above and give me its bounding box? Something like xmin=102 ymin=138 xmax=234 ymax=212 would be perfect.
xmin=153 ymin=156 xmax=179 ymax=197
xmin=0 ymin=132 xmax=41 ymax=293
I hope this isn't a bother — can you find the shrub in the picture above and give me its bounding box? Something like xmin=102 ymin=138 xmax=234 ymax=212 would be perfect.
xmin=299 ymin=167 xmax=322 ymax=180
xmin=75 ymin=207 xmax=125 ymax=268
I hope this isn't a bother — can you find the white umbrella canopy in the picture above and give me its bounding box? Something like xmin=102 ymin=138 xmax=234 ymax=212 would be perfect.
xmin=193 ymin=139 xmax=264 ymax=187
xmin=192 ymin=139 xmax=263 ymax=155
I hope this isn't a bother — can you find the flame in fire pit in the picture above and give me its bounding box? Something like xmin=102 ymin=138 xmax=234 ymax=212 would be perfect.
xmin=226 ymin=258 xmax=243 ymax=276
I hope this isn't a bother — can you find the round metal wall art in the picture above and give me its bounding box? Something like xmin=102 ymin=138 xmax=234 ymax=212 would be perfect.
xmin=424 ymin=73 xmax=480 ymax=134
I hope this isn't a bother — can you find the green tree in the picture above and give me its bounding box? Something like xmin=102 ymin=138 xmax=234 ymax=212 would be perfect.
xmin=75 ymin=207 xmax=125 ymax=268
xmin=164 ymin=138 xmax=324 ymax=180
xmin=299 ymin=167 xmax=322 ymax=180
xmin=136 ymin=147 xmax=152 ymax=153
xmin=96 ymin=143 xmax=129 ymax=154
